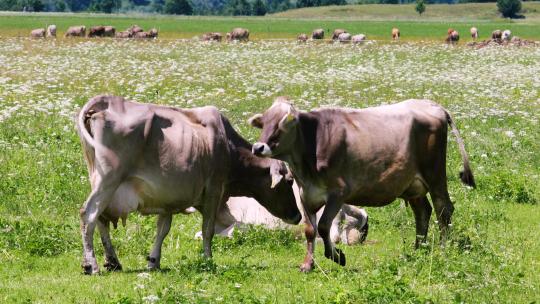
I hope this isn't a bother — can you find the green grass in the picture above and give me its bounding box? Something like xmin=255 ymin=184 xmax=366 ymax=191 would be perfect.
xmin=1 ymin=3 xmax=540 ymax=41
xmin=0 ymin=32 xmax=539 ymax=302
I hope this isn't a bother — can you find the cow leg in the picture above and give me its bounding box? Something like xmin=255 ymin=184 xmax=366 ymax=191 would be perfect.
xmin=97 ymin=218 xmax=122 ymax=271
xmin=147 ymin=213 xmax=172 ymax=270
xmin=318 ymin=197 xmax=346 ymax=266
xmin=429 ymin=188 xmax=454 ymax=246
xmin=200 ymin=189 xmax=224 ymax=259
xmin=300 ymin=211 xmax=317 ymax=272
xmin=80 ymin=187 xmax=116 ymax=275
xmin=409 ymin=196 xmax=432 ymax=248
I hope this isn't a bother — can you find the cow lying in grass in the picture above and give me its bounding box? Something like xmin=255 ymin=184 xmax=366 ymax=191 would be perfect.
xmin=250 ymin=97 xmax=475 ymax=272
xmin=76 ymin=95 xmax=301 ymax=274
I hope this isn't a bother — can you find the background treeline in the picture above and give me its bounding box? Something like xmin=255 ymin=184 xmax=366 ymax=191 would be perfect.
xmin=0 ymin=0 xmax=533 ymax=15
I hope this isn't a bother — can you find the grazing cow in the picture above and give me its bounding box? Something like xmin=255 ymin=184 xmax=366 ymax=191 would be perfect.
xmin=332 ymin=29 xmax=347 ymax=40
xmin=103 ymin=26 xmax=116 ymax=37
xmin=351 ymin=34 xmax=366 ymax=44
xmin=502 ymin=30 xmax=512 ymax=41
xmin=65 ymin=26 xmax=86 ymax=37
xmin=249 ymin=97 xmax=476 ymax=272
xmin=204 ymin=184 xmax=369 ymax=245
xmin=76 ymin=95 xmax=301 ymax=274
xmin=492 ymin=30 xmax=502 ymax=40
xmin=470 ymin=27 xmax=478 ymax=40
xmin=30 ymin=28 xmax=45 ymax=38
xmin=338 ymin=32 xmax=351 ymax=43
xmin=392 ymin=27 xmax=400 ymax=40
xmin=446 ymin=30 xmax=459 ymax=44
xmin=115 ymin=31 xmax=131 ymax=38
xmin=88 ymin=26 xmax=106 ymax=38
xmin=297 ymin=33 xmax=308 ymax=42
xmin=227 ymin=28 xmax=250 ymax=42
xmin=134 ymin=28 xmax=158 ymax=39
xmin=312 ymin=29 xmax=324 ymax=40
xmin=127 ymin=25 xmax=144 ymax=35
xmin=46 ymin=25 xmax=57 ymax=38
xmin=202 ymin=32 xmax=223 ymax=42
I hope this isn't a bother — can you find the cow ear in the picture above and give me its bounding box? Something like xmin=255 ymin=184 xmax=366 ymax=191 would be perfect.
xmin=248 ymin=113 xmax=263 ymax=129
xmin=269 ymin=161 xmax=284 ymax=189
xmin=278 ymin=111 xmax=297 ymax=131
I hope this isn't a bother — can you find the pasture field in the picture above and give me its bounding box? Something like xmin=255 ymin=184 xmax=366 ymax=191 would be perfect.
xmin=1 ymin=3 xmax=540 ymax=41
xmin=0 ymin=37 xmax=539 ymax=303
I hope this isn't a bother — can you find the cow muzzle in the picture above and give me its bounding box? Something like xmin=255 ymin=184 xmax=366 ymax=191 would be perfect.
xmin=252 ymin=142 xmax=272 ymax=157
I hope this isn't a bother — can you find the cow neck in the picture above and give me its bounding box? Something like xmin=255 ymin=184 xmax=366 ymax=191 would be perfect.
xmin=220 ymin=115 xmax=264 ymax=198
xmin=283 ymin=112 xmax=319 ymax=185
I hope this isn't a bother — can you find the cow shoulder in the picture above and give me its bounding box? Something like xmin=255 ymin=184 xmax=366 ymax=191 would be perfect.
xmin=310 ymin=110 xmax=348 ymax=172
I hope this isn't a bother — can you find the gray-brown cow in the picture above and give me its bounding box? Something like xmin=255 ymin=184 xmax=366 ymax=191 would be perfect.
xmin=332 ymin=29 xmax=347 ymax=40
xmin=312 ymin=29 xmax=324 ymax=40
xmin=77 ymin=95 xmax=301 ymax=274
xmin=227 ymin=28 xmax=250 ymax=42
xmin=134 ymin=28 xmax=158 ymax=39
xmin=30 ymin=28 xmax=45 ymax=38
xmin=250 ymin=97 xmax=475 ymax=272
xmin=65 ymin=26 xmax=86 ymax=37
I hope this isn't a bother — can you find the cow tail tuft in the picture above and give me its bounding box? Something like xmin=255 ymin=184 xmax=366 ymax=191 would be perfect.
xmin=446 ymin=111 xmax=476 ymax=188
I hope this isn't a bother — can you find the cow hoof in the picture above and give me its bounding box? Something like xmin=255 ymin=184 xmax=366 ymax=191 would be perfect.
xmin=146 ymin=256 xmax=160 ymax=271
xmin=104 ymin=261 xmax=122 ymax=272
xmin=326 ymin=248 xmax=346 ymax=266
xmin=299 ymin=261 xmax=314 ymax=273
xmin=82 ymin=263 xmax=99 ymax=275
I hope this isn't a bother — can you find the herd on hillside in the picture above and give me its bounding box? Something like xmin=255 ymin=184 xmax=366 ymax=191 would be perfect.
xmin=30 ymin=24 xmax=525 ymax=45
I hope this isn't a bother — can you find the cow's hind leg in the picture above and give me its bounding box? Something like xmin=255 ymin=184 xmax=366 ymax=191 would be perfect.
xmin=409 ymin=196 xmax=432 ymax=248
xmin=429 ymin=187 xmax=454 ymax=246
xmin=147 ymin=213 xmax=172 ymax=270
xmin=97 ymin=218 xmax=122 ymax=271
xmin=80 ymin=187 xmax=117 ymax=275
xmin=318 ymin=196 xmax=346 ymax=266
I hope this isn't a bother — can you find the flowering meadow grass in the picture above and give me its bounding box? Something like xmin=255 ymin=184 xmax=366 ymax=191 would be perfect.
xmin=0 ymin=38 xmax=539 ymax=303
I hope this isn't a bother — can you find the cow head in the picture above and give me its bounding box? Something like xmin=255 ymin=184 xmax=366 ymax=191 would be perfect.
xmin=253 ymin=159 xmax=300 ymax=225
xmin=250 ymin=97 xmax=299 ymax=159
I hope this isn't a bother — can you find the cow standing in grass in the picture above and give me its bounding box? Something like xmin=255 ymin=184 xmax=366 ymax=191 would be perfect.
xmin=46 ymin=25 xmax=56 ymax=38
xmin=392 ymin=27 xmax=400 ymax=40
xmin=332 ymin=29 xmax=347 ymax=40
xmin=297 ymin=34 xmax=308 ymax=42
xmin=312 ymin=29 xmax=324 ymax=40
xmin=470 ymin=27 xmax=478 ymax=40
xmin=249 ymin=97 xmax=475 ymax=272
xmin=76 ymin=95 xmax=301 ymax=274
xmin=227 ymin=28 xmax=250 ymax=42
xmin=65 ymin=26 xmax=86 ymax=37
xmin=446 ymin=30 xmax=459 ymax=44
xmin=30 ymin=28 xmax=45 ymax=38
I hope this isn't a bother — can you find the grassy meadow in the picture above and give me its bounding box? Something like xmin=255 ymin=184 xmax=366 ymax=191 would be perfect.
xmin=1 ymin=2 xmax=540 ymax=40
xmin=0 ymin=9 xmax=540 ymax=304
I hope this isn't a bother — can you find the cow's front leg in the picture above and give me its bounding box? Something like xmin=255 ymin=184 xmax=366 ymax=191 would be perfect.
xmin=97 ymin=218 xmax=122 ymax=271
xmin=200 ymin=190 xmax=223 ymax=259
xmin=147 ymin=213 xmax=172 ymax=270
xmin=318 ymin=196 xmax=345 ymax=266
xmin=300 ymin=211 xmax=317 ymax=272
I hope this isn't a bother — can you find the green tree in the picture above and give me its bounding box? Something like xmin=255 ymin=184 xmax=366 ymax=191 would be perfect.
xmin=252 ymin=0 xmax=266 ymax=15
xmin=55 ymin=0 xmax=66 ymax=11
xmin=89 ymin=0 xmax=120 ymax=13
xmin=497 ymin=0 xmax=521 ymax=18
xmin=164 ymin=0 xmax=193 ymax=14
xmin=415 ymin=0 xmax=426 ymax=15
xmin=225 ymin=0 xmax=251 ymax=15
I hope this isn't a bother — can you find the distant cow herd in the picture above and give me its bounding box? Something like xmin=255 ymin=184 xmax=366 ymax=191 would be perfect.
xmin=30 ymin=24 xmax=533 ymax=47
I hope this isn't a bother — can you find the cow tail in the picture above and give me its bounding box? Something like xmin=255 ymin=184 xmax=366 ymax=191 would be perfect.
xmin=76 ymin=98 xmax=100 ymax=175
xmin=446 ymin=111 xmax=476 ymax=188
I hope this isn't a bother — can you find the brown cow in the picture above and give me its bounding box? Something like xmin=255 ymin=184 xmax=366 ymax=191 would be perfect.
xmin=115 ymin=31 xmax=131 ymax=38
xmin=392 ymin=27 xmax=400 ymax=40
xmin=134 ymin=28 xmax=158 ymax=39
xmin=30 ymin=28 xmax=45 ymax=38
xmin=332 ymin=29 xmax=347 ymax=40
xmin=492 ymin=30 xmax=502 ymax=40
xmin=446 ymin=30 xmax=459 ymax=44
xmin=103 ymin=26 xmax=116 ymax=37
xmin=76 ymin=95 xmax=301 ymax=274
xmin=250 ymin=97 xmax=475 ymax=272
xmin=202 ymin=32 xmax=223 ymax=42
xmin=297 ymin=33 xmax=308 ymax=42
xmin=88 ymin=26 xmax=105 ymax=38
xmin=65 ymin=26 xmax=86 ymax=37
xmin=127 ymin=25 xmax=144 ymax=35
xmin=470 ymin=27 xmax=478 ymax=40
xmin=227 ymin=28 xmax=250 ymax=42
xmin=312 ymin=29 xmax=324 ymax=40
